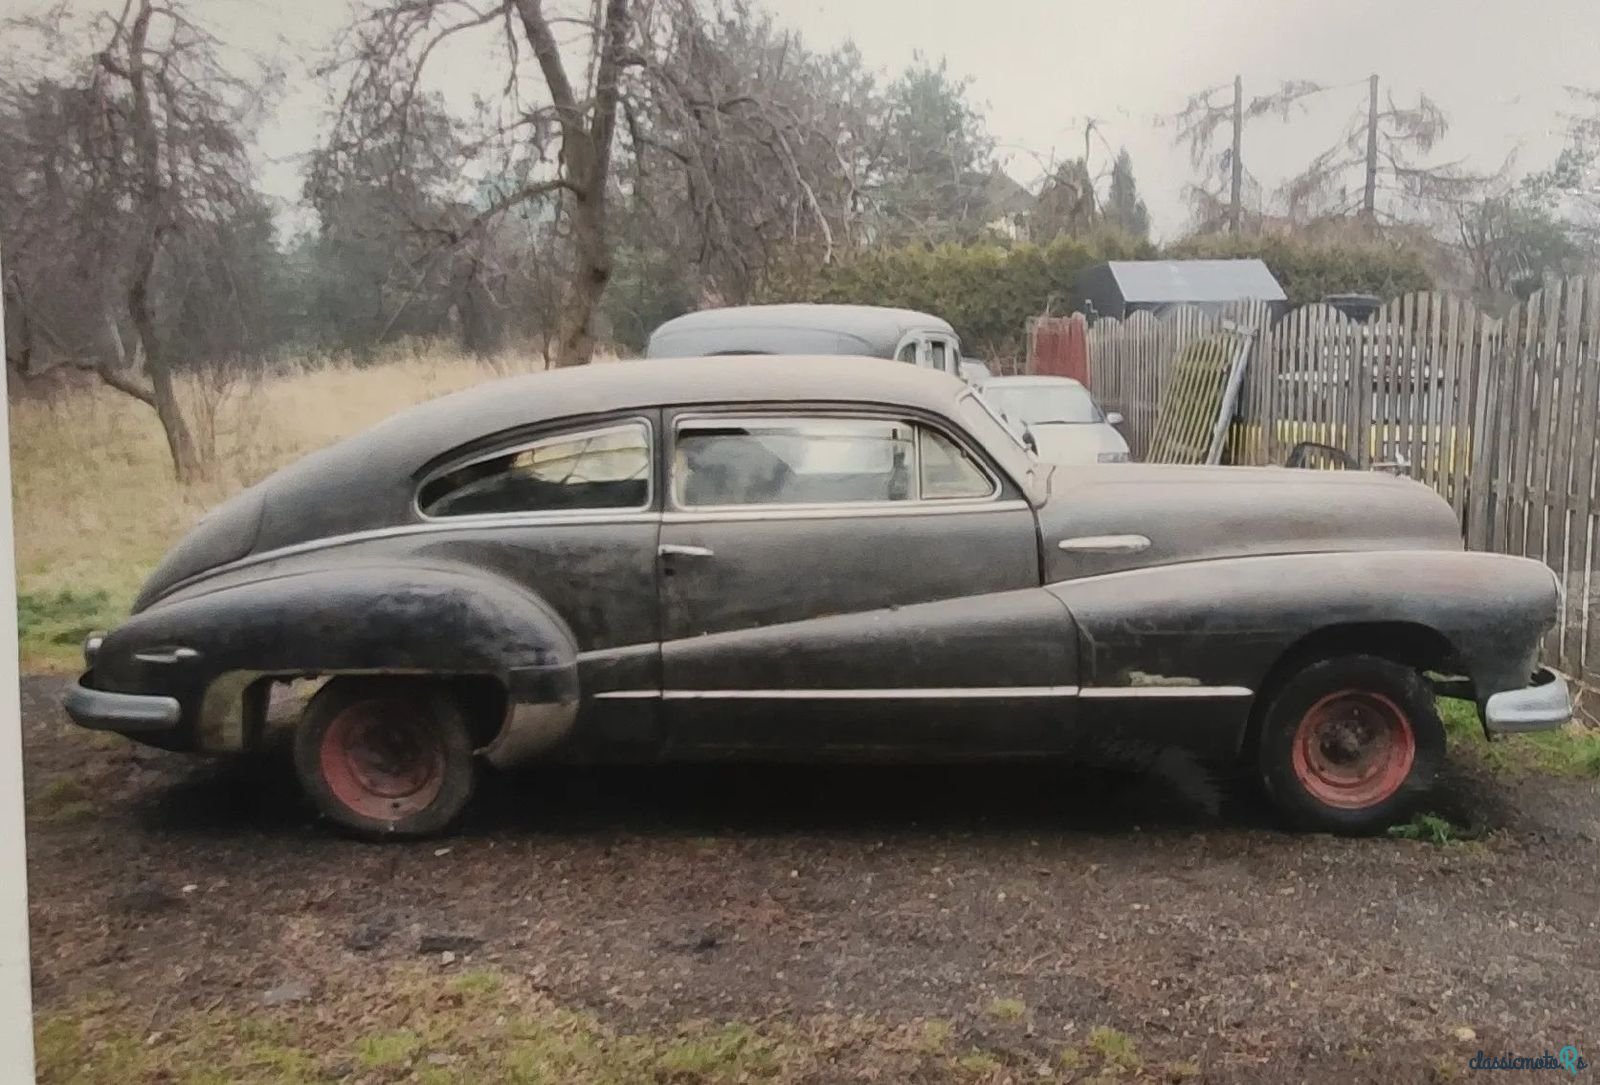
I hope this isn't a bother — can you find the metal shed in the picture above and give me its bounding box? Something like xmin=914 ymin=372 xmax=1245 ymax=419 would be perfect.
xmin=1073 ymin=259 xmax=1288 ymax=321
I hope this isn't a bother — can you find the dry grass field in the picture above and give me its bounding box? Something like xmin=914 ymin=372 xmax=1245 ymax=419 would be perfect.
xmin=10 ymin=343 xmax=551 ymax=668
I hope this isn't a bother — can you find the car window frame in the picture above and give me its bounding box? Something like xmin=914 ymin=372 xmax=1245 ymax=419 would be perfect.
xmin=667 ymin=407 xmax=1002 ymax=513
xmin=924 ymin=334 xmax=961 ymax=374
xmin=414 ymin=415 xmax=657 ymax=522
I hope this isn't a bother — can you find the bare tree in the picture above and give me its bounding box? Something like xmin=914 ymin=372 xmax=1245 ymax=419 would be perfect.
xmin=623 ymin=0 xmax=886 ymax=301
xmin=1169 ymin=77 xmax=1325 ymax=233
xmin=1279 ymin=79 xmax=1482 ymax=224
xmin=0 ymin=0 xmax=277 ymax=480
xmin=318 ymin=0 xmax=640 ymax=367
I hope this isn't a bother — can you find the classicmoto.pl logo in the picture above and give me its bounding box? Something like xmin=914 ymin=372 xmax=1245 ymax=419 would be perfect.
xmin=1469 ymin=1046 xmax=1588 ymax=1075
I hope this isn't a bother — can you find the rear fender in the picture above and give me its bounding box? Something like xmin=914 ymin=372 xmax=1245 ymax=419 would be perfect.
xmin=96 ymin=562 xmax=579 ymax=760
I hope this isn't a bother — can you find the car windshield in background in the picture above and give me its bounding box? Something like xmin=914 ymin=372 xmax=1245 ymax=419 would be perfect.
xmin=983 ymin=384 xmax=1102 ymax=425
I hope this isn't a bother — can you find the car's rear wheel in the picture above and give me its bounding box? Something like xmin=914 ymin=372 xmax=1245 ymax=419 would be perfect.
xmin=1257 ymin=654 xmax=1444 ymax=834
xmin=293 ymin=677 xmax=476 ymax=839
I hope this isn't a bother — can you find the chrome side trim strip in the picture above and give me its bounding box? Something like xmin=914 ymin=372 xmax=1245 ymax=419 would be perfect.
xmin=662 ymin=499 xmax=1028 ymax=524
xmin=594 ymin=685 xmax=1248 ymax=701
xmin=1058 ymin=534 xmax=1152 ymax=554
xmin=594 ymin=686 xmax=1080 ymax=700
xmin=1079 ymin=685 xmax=1252 ymax=699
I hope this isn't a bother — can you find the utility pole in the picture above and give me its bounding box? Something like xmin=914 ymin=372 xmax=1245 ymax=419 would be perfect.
xmin=1229 ymin=74 xmax=1243 ymax=234
xmin=1362 ymin=73 xmax=1380 ymax=220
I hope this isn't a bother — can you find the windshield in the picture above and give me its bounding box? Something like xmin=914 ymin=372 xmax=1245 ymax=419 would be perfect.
xmin=981 ymin=383 xmax=1103 ymax=425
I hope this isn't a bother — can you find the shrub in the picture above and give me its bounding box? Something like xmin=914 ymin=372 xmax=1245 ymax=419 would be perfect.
xmin=763 ymin=229 xmax=1432 ymax=360
xmin=763 ymin=230 xmax=1155 ymax=360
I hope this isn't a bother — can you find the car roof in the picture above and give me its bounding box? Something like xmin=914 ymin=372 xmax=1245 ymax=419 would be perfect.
xmin=402 ymin=354 xmax=972 ymax=436
xmin=647 ymin=304 xmax=955 ymax=358
xmin=262 ymin=356 xmax=977 ymax=519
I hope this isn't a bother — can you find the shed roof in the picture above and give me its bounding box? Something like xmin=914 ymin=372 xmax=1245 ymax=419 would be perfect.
xmin=1104 ymin=259 xmax=1287 ymax=304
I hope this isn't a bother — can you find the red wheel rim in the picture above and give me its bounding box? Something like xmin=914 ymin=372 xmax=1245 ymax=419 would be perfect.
xmin=1290 ymin=689 xmax=1416 ymax=809
xmin=318 ymin=698 xmax=445 ymax=822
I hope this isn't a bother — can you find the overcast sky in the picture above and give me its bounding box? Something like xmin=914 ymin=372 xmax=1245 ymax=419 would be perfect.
xmin=205 ymin=0 xmax=1600 ymax=241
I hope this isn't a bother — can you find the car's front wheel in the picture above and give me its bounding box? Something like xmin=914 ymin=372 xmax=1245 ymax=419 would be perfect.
xmin=293 ymin=677 xmax=477 ymax=839
xmin=1257 ymin=654 xmax=1444 ymax=834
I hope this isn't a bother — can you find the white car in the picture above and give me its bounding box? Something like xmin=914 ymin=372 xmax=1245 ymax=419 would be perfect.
xmin=977 ymin=375 xmax=1131 ymax=464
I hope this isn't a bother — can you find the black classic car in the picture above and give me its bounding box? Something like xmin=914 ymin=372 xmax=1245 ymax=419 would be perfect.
xmin=65 ymin=356 xmax=1569 ymax=837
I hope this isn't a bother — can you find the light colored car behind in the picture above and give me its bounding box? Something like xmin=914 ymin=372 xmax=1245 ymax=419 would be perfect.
xmin=977 ymin=376 xmax=1131 ymax=464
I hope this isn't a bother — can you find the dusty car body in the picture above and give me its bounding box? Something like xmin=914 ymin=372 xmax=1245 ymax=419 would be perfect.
xmin=978 ymin=375 xmax=1132 ymax=464
xmin=646 ymin=304 xmax=964 ymax=376
xmin=65 ymin=356 xmax=1568 ymax=837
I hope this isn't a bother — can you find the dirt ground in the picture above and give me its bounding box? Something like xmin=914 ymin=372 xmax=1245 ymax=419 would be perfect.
xmin=20 ymin=674 xmax=1600 ymax=1084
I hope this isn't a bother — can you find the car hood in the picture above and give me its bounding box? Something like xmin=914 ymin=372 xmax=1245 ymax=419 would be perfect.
xmin=1037 ymin=463 xmax=1463 ymax=582
xmin=1030 ymin=423 xmax=1129 ymax=465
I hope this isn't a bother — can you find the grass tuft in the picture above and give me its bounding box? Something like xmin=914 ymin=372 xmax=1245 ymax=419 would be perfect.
xmin=355 ymin=1028 xmax=422 ymax=1069
xmin=984 ymin=997 xmax=1026 ymax=1022
xmin=1388 ymin=812 xmax=1473 ymax=846
xmin=1438 ymin=696 xmax=1600 ymax=779
xmin=1087 ymin=1025 xmax=1142 ymax=1073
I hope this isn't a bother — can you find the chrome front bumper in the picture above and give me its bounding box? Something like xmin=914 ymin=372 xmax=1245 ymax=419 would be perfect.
xmin=63 ymin=677 xmax=181 ymax=734
xmin=1484 ymin=669 xmax=1572 ymax=734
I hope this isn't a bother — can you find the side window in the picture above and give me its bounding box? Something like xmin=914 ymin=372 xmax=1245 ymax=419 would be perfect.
xmin=927 ymin=339 xmax=948 ymax=371
xmin=920 ymin=426 xmax=996 ymax=499
xmin=896 ymin=339 xmax=920 ymax=364
xmin=419 ymin=421 xmax=651 ymax=517
xmin=676 ymin=418 xmax=915 ymax=507
xmin=674 ymin=416 xmax=997 ymax=507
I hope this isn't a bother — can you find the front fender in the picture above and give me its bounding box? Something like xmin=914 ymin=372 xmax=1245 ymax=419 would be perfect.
xmin=1047 ymin=549 xmax=1559 ymax=701
xmin=92 ymin=561 xmax=579 ymax=755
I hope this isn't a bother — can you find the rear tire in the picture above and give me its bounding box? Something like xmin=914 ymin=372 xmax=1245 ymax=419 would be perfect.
xmin=1257 ymin=654 xmax=1444 ymax=834
xmin=293 ymin=677 xmax=476 ymax=839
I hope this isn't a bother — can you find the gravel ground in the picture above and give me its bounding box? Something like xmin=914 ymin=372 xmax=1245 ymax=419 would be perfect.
xmin=20 ymin=674 xmax=1600 ymax=1083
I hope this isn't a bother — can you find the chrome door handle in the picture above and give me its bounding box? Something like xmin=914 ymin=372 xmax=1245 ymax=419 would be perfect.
xmin=658 ymin=543 xmax=714 ymax=559
xmin=1057 ymin=534 xmax=1151 ymax=554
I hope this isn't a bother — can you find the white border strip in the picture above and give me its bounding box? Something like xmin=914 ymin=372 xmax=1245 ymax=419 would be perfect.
xmin=0 ymin=252 xmax=36 ymax=1078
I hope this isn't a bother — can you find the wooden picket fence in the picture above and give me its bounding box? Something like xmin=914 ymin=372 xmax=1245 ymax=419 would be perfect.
xmin=1082 ymin=279 xmax=1600 ymax=696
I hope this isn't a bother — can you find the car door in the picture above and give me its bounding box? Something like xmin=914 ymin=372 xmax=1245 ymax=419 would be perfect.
xmin=412 ymin=412 xmax=665 ymax=745
xmin=654 ymin=406 xmax=1080 ymax=754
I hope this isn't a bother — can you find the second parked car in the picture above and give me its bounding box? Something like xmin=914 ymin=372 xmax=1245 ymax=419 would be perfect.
xmin=978 ymin=375 xmax=1131 ymax=464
